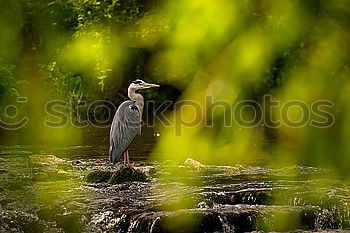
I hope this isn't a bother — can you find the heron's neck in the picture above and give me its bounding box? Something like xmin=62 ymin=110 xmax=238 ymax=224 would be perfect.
xmin=128 ymin=87 xmax=144 ymax=111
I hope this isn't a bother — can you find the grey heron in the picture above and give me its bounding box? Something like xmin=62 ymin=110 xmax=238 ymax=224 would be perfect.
xmin=109 ymin=79 xmax=159 ymax=166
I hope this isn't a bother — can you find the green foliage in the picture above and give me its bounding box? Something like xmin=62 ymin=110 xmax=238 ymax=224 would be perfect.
xmin=70 ymin=0 xmax=145 ymax=29
xmin=1 ymin=0 xmax=350 ymax=176
xmin=0 ymin=64 xmax=18 ymax=102
xmin=2 ymin=0 xmax=350 ymax=231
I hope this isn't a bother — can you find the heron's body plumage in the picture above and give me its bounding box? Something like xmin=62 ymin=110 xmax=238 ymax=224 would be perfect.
xmin=109 ymin=100 xmax=142 ymax=164
xmin=109 ymin=79 xmax=158 ymax=165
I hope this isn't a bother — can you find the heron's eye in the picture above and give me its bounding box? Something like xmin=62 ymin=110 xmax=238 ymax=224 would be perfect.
xmin=132 ymin=80 xmax=142 ymax=85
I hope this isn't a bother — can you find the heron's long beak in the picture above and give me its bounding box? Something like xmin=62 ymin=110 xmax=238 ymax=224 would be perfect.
xmin=142 ymin=83 xmax=160 ymax=88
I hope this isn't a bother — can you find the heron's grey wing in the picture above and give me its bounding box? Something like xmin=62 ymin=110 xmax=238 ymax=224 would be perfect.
xmin=109 ymin=101 xmax=141 ymax=164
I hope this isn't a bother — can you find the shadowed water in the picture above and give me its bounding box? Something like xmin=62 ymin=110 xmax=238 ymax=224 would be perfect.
xmin=0 ymin=128 xmax=349 ymax=232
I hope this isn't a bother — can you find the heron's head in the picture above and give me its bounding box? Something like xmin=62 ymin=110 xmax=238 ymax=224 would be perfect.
xmin=129 ymin=79 xmax=159 ymax=90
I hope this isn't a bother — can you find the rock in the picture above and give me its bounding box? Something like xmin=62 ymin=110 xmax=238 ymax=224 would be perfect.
xmin=108 ymin=167 xmax=147 ymax=184
xmin=122 ymin=205 xmax=318 ymax=233
xmin=134 ymin=166 xmax=157 ymax=176
xmin=84 ymin=167 xmax=149 ymax=184
xmin=204 ymin=188 xmax=272 ymax=205
xmin=85 ymin=170 xmax=113 ymax=183
xmin=184 ymin=158 xmax=204 ymax=170
xmin=71 ymin=160 xmax=83 ymax=165
xmin=30 ymin=154 xmax=65 ymax=165
xmin=125 ymin=210 xmax=224 ymax=233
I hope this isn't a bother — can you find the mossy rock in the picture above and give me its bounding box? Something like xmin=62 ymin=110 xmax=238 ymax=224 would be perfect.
xmin=108 ymin=167 xmax=147 ymax=184
xmin=85 ymin=170 xmax=113 ymax=183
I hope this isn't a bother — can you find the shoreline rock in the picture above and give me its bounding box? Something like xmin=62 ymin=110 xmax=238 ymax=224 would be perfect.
xmin=84 ymin=167 xmax=148 ymax=184
xmin=184 ymin=158 xmax=205 ymax=170
xmin=108 ymin=167 xmax=147 ymax=184
xmin=84 ymin=170 xmax=113 ymax=183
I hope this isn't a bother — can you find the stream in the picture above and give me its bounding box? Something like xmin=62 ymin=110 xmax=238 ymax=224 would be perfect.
xmin=0 ymin=128 xmax=350 ymax=232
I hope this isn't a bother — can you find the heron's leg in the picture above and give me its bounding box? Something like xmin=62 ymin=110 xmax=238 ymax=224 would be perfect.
xmin=123 ymin=152 xmax=127 ymax=167
xmin=126 ymin=150 xmax=130 ymax=167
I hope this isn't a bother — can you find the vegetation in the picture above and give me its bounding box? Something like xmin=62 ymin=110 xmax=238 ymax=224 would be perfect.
xmin=1 ymin=0 xmax=350 ymax=171
xmin=2 ymin=0 xmax=350 ymax=231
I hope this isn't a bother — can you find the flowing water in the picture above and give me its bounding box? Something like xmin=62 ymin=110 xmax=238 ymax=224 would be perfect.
xmin=0 ymin=128 xmax=350 ymax=232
